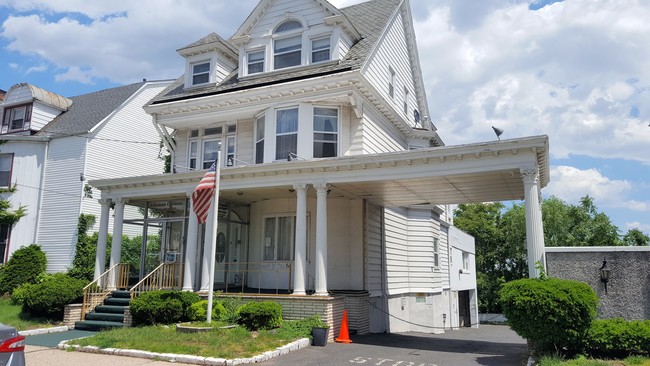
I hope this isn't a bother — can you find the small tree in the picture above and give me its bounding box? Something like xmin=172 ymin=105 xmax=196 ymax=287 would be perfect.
xmin=0 ymin=244 xmax=46 ymax=295
xmin=68 ymin=214 xmax=97 ymax=281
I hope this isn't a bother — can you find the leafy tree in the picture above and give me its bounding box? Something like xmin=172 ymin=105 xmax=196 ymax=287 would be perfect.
xmin=622 ymin=228 xmax=650 ymax=246
xmin=68 ymin=214 xmax=98 ymax=281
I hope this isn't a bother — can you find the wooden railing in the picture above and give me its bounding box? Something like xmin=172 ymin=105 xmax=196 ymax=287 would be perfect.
xmin=129 ymin=262 xmax=182 ymax=299
xmin=81 ymin=263 xmax=129 ymax=320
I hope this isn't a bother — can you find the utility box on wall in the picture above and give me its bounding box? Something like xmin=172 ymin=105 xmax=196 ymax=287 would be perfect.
xmin=546 ymin=246 xmax=650 ymax=320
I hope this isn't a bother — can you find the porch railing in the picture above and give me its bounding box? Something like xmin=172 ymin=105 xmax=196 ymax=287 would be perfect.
xmin=219 ymin=261 xmax=292 ymax=294
xmin=81 ymin=263 xmax=129 ymax=320
xmin=130 ymin=262 xmax=183 ymax=299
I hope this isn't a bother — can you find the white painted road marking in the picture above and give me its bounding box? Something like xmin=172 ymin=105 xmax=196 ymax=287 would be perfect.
xmin=349 ymin=356 xmax=438 ymax=366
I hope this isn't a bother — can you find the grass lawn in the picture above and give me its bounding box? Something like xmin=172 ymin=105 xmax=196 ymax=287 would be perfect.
xmin=70 ymin=325 xmax=304 ymax=359
xmin=0 ymin=298 xmax=61 ymax=330
xmin=538 ymin=355 xmax=650 ymax=366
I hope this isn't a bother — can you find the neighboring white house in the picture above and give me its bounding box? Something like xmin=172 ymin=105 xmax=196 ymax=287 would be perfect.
xmin=0 ymin=80 xmax=173 ymax=272
xmin=89 ymin=0 xmax=549 ymax=335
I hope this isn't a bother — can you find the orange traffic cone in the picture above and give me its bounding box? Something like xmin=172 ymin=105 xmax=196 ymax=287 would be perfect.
xmin=335 ymin=310 xmax=352 ymax=343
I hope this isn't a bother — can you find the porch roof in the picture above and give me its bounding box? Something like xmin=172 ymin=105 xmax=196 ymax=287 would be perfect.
xmin=90 ymin=135 xmax=549 ymax=207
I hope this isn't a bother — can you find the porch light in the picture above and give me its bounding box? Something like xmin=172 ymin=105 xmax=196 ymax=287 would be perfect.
xmin=287 ymin=152 xmax=306 ymax=161
xmin=599 ymin=258 xmax=611 ymax=294
xmin=226 ymin=157 xmax=251 ymax=166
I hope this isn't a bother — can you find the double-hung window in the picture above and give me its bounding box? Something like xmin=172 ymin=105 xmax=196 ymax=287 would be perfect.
xmin=2 ymin=104 xmax=32 ymax=134
xmin=255 ymin=115 xmax=265 ymax=164
xmin=247 ymin=50 xmax=265 ymax=74
xmin=274 ymin=35 xmax=302 ymax=70
xmin=311 ymin=37 xmax=330 ymax=63
xmin=433 ymin=237 xmax=440 ymax=268
xmin=462 ymin=251 xmax=470 ymax=272
xmin=275 ymin=108 xmax=298 ymax=160
xmin=0 ymin=155 xmax=12 ymax=188
xmin=263 ymin=215 xmax=295 ymax=261
xmin=313 ymin=107 xmax=338 ymax=158
xmin=192 ymin=61 xmax=210 ymax=85
xmin=202 ymin=140 xmax=220 ymax=169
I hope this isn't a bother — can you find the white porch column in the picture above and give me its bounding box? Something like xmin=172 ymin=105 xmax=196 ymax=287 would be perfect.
xmin=200 ymin=205 xmax=215 ymax=291
xmin=93 ymin=198 xmax=112 ymax=281
xmin=521 ymin=167 xmax=546 ymax=278
xmin=108 ymin=198 xmax=126 ymax=289
xmin=292 ymin=184 xmax=308 ymax=295
xmin=184 ymin=192 xmax=199 ymax=291
xmin=314 ymin=183 xmax=329 ymax=296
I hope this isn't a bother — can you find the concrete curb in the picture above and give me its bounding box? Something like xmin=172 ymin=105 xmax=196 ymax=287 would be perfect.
xmin=19 ymin=326 xmax=69 ymax=336
xmin=58 ymin=337 xmax=311 ymax=365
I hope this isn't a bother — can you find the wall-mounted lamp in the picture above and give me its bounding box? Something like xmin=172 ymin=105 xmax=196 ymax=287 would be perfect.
xmin=226 ymin=157 xmax=251 ymax=167
xmin=80 ymin=173 xmax=85 ymax=181
xmin=599 ymin=258 xmax=611 ymax=294
xmin=287 ymin=152 xmax=307 ymax=161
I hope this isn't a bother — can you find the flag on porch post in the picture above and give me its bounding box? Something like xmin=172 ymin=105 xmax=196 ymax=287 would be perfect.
xmin=192 ymin=161 xmax=217 ymax=224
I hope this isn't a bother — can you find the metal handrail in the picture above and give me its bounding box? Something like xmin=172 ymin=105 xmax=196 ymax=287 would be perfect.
xmin=129 ymin=262 xmax=182 ymax=299
xmin=81 ymin=263 xmax=129 ymax=320
xmin=218 ymin=261 xmax=293 ymax=294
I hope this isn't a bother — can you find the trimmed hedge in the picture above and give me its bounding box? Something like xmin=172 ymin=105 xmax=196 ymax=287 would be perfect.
xmin=22 ymin=273 xmax=86 ymax=319
xmin=129 ymin=290 xmax=201 ymax=326
xmin=236 ymin=301 xmax=283 ymax=331
xmin=583 ymin=319 xmax=650 ymax=358
xmin=0 ymin=244 xmax=47 ymax=295
xmin=500 ymin=277 xmax=598 ymax=354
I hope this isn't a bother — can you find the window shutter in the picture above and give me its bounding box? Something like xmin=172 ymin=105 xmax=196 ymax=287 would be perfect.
xmin=1 ymin=109 xmax=9 ymax=134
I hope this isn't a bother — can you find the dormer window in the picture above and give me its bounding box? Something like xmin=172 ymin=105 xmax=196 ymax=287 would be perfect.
xmin=192 ymin=61 xmax=210 ymax=85
xmin=311 ymin=37 xmax=330 ymax=63
xmin=247 ymin=50 xmax=265 ymax=74
xmin=275 ymin=20 xmax=302 ymax=33
xmin=274 ymin=35 xmax=302 ymax=70
xmin=2 ymin=104 xmax=32 ymax=134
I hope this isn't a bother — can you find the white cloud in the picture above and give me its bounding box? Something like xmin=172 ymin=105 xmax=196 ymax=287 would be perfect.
xmin=25 ymin=64 xmax=47 ymax=74
xmin=625 ymin=221 xmax=650 ymax=233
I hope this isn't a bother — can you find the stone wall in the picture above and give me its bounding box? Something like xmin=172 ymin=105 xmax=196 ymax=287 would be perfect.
xmin=546 ymin=246 xmax=650 ymax=320
xmin=63 ymin=303 xmax=82 ymax=328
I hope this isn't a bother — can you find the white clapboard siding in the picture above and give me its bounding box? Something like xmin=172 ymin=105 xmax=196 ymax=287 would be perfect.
xmin=236 ymin=118 xmax=254 ymax=163
xmin=406 ymin=208 xmax=439 ymax=292
xmin=30 ymin=102 xmax=65 ymax=131
xmin=365 ymin=202 xmax=384 ymax=297
xmin=362 ymin=8 xmax=418 ymax=125
xmin=248 ymin=0 xmax=327 ymax=38
xmin=439 ymin=224 xmax=450 ymax=289
xmin=384 ymin=207 xmax=409 ymax=294
xmin=362 ymin=106 xmax=405 ymax=154
xmin=36 ymin=137 xmax=86 ymax=273
xmin=2 ymin=141 xmax=47 ymax=254
xmin=216 ymin=57 xmax=237 ymax=85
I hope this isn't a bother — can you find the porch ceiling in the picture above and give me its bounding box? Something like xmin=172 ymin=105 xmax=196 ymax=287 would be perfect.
xmin=90 ymin=135 xmax=549 ymax=208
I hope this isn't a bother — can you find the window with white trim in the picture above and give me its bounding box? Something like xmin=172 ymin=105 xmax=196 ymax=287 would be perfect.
xmin=247 ymin=50 xmax=265 ymax=74
xmin=313 ymin=107 xmax=338 ymax=158
xmin=275 ymin=108 xmax=298 ymax=160
xmin=311 ymin=36 xmax=330 ymax=63
xmin=2 ymin=104 xmax=32 ymax=134
xmin=192 ymin=61 xmax=210 ymax=85
xmin=188 ymin=140 xmax=198 ymax=170
xmin=388 ymin=67 xmax=395 ymax=98
xmin=274 ymin=35 xmax=302 ymax=70
xmin=202 ymin=139 xmax=220 ymax=169
xmin=0 ymin=223 xmax=10 ymax=265
xmin=263 ymin=215 xmax=295 ymax=261
xmin=186 ymin=126 xmax=237 ymax=170
xmin=462 ymin=251 xmax=470 ymax=271
xmin=255 ymin=115 xmax=265 ymax=164
xmin=0 ymin=155 xmax=12 ymax=188
xmin=433 ymin=237 xmax=440 ymax=268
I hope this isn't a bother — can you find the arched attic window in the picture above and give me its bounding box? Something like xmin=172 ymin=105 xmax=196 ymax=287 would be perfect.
xmin=274 ymin=20 xmax=303 ymax=69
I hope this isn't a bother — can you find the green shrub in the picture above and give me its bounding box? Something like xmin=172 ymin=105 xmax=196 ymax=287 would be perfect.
xmin=236 ymin=301 xmax=283 ymax=331
xmin=22 ymin=273 xmax=86 ymax=319
xmin=0 ymin=244 xmax=47 ymax=295
xmin=583 ymin=319 xmax=650 ymax=358
xmin=276 ymin=315 xmax=328 ymax=340
xmin=218 ymin=295 xmax=244 ymax=324
xmin=10 ymin=282 xmax=36 ymax=305
xmin=188 ymin=300 xmax=226 ymax=322
xmin=500 ymin=277 xmax=598 ymax=355
xmin=129 ymin=290 xmax=201 ymax=326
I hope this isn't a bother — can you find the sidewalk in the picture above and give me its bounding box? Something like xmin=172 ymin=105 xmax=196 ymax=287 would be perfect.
xmin=25 ymin=345 xmax=198 ymax=366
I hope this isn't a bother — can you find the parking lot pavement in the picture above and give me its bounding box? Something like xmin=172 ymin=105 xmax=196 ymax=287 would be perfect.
xmin=263 ymin=324 xmax=529 ymax=366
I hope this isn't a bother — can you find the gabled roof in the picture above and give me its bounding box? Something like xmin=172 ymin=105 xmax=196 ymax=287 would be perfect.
xmin=177 ymin=32 xmax=238 ymax=63
xmin=148 ymin=0 xmax=401 ymax=106
xmin=38 ymin=82 xmax=146 ymax=136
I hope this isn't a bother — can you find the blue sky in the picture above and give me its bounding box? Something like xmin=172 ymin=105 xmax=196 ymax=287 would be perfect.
xmin=1 ymin=0 xmax=649 ymax=236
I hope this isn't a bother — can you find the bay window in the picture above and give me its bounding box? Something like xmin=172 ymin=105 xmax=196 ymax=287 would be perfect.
xmin=186 ymin=126 xmax=236 ymax=170
xmin=275 ymin=108 xmax=298 ymax=160
xmin=255 ymin=115 xmax=265 ymax=164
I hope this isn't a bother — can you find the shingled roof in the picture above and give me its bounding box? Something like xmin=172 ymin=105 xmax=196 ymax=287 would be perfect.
xmin=38 ymin=82 xmax=146 ymax=136
xmin=148 ymin=0 xmax=401 ymax=106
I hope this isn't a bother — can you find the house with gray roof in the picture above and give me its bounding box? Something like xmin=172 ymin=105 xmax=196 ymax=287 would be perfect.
xmin=88 ymin=0 xmax=550 ymax=337
xmin=0 ymin=80 xmax=173 ymax=272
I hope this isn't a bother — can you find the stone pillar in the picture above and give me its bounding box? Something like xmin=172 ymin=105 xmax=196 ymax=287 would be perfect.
xmin=94 ymin=198 xmax=112 ymax=282
xmin=200 ymin=205 xmax=215 ymax=291
xmin=184 ymin=192 xmax=199 ymax=291
xmin=108 ymin=198 xmax=126 ymax=289
xmin=314 ymin=183 xmax=329 ymax=296
xmin=293 ymin=184 xmax=308 ymax=295
xmin=521 ymin=166 xmax=546 ymax=277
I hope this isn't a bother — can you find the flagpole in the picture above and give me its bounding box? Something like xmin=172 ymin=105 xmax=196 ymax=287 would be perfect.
xmin=206 ymin=143 xmax=222 ymax=323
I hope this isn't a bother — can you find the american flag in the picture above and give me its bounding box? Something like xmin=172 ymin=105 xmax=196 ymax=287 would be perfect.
xmin=192 ymin=161 xmax=217 ymax=224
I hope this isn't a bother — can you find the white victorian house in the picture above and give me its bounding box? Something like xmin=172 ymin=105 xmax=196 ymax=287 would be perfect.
xmin=0 ymin=80 xmax=172 ymax=272
xmin=89 ymin=0 xmax=549 ymax=336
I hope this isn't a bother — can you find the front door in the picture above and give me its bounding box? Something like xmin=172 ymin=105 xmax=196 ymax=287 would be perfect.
xmin=140 ymin=219 xmax=184 ymax=280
